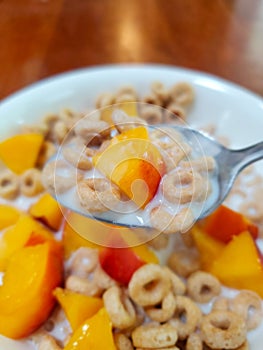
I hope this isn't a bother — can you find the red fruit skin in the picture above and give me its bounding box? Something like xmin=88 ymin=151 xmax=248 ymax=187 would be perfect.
xmin=199 ymin=205 xmax=258 ymax=243
xmin=99 ymin=247 xmax=145 ymax=285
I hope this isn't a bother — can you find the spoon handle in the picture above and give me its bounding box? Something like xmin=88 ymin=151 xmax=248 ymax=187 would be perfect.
xmin=230 ymin=141 xmax=263 ymax=172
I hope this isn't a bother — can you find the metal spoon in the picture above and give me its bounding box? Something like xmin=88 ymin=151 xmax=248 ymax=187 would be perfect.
xmin=44 ymin=124 xmax=263 ymax=229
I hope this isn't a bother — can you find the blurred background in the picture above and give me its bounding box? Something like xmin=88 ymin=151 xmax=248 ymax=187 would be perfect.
xmin=0 ymin=0 xmax=263 ymax=99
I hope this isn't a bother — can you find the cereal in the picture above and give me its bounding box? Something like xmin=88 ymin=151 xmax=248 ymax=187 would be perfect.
xmin=37 ymin=141 xmax=56 ymax=167
xmin=95 ymin=92 xmax=115 ymax=109
xmin=169 ymin=82 xmax=195 ymax=107
xmin=136 ymin=347 xmax=180 ymax=350
xmin=74 ymin=118 xmax=110 ymax=141
xmin=77 ymin=178 xmax=121 ymax=212
xmin=93 ymin=264 xmax=117 ymax=289
xmin=181 ymin=156 xmax=216 ymax=173
xmin=201 ymin=310 xmax=247 ymax=349
xmin=65 ymin=275 xmax=102 ymax=297
xmin=150 ymin=206 xmax=194 ymax=234
xmin=162 ymin=267 xmax=186 ymax=296
xmin=103 ymin=286 xmax=137 ymax=330
xmin=67 ymin=247 xmax=99 ymax=277
xmin=111 ymin=110 xmax=145 ymax=132
xmin=167 ymin=249 xmax=200 ymax=278
xmin=116 ymin=85 xmax=137 ymax=99
xmin=164 ymin=102 xmax=186 ymax=122
xmin=212 ymin=297 xmax=231 ymax=312
xmin=131 ymin=323 xmax=178 ymax=348
xmin=59 ymin=108 xmax=83 ymax=129
xmin=151 ymin=81 xmax=170 ymax=105
xmin=142 ymin=93 xmax=163 ymax=106
xmin=128 ymin=264 xmax=171 ymax=307
xmin=53 ymin=120 xmax=68 ymax=143
xmin=162 ymin=169 xmax=208 ymax=204
xmin=231 ymin=290 xmax=263 ymax=330
xmin=186 ymin=332 xmax=202 ymax=350
xmin=161 ymin=142 xmax=192 ymax=172
xmin=147 ymin=234 xmax=169 ymax=250
xmin=186 ymin=271 xmax=221 ymax=303
xmin=62 ymin=146 xmax=92 ymax=170
xmin=114 ymin=333 xmax=134 ymax=350
xmin=145 ymin=291 xmax=176 ymax=322
xmin=20 ymin=168 xmax=44 ymax=197
xmin=115 ymin=93 xmax=136 ymax=103
xmin=139 ymin=104 xmax=163 ymax=124
xmin=169 ymin=295 xmax=202 ymax=340
xmin=0 ymin=169 xmax=19 ymax=199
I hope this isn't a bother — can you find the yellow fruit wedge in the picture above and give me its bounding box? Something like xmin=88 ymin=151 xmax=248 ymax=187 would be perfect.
xmin=0 ymin=133 xmax=44 ymax=174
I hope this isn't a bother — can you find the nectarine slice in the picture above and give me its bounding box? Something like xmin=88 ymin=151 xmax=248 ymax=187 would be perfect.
xmin=0 ymin=204 xmax=20 ymax=230
xmin=198 ymin=205 xmax=258 ymax=243
xmin=64 ymin=308 xmax=116 ymax=350
xmin=29 ymin=193 xmax=63 ymax=231
xmin=54 ymin=288 xmax=103 ymax=331
xmin=93 ymin=126 xmax=165 ymax=208
xmin=210 ymin=231 xmax=263 ymax=297
xmin=0 ymin=214 xmax=60 ymax=270
xmin=0 ymin=133 xmax=44 ymax=174
xmin=0 ymin=243 xmax=63 ymax=339
xmin=191 ymin=226 xmax=225 ymax=271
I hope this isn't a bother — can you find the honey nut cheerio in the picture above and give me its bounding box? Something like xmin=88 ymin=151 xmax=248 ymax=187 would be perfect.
xmin=0 ymin=81 xmax=263 ymax=350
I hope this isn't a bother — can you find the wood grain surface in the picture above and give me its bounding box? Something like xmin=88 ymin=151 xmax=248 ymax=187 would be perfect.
xmin=0 ymin=0 xmax=263 ymax=99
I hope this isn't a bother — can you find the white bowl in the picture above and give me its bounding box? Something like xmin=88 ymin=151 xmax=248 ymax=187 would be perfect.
xmin=0 ymin=64 xmax=263 ymax=349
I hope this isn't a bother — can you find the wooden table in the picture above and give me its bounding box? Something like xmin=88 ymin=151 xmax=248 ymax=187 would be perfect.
xmin=0 ymin=0 xmax=263 ymax=100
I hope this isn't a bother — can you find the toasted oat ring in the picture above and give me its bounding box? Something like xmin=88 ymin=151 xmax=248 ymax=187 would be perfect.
xmin=0 ymin=169 xmax=19 ymax=199
xmin=136 ymin=347 xmax=180 ymax=350
xmin=186 ymin=332 xmax=202 ymax=350
xmin=145 ymin=291 xmax=176 ymax=322
xmin=212 ymin=297 xmax=231 ymax=312
xmin=113 ymin=333 xmax=134 ymax=350
xmin=65 ymin=275 xmax=102 ymax=297
xmin=201 ymin=310 xmax=246 ymax=349
xmin=41 ymin=160 xmax=82 ymax=195
xmin=74 ymin=119 xmax=110 ymax=139
xmin=169 ymin=295 xmax=202 ymax=340
xmin=62 ymin=146 xmax=92 ymax=170
xmin=68 ymin=247 xmax=98 ymax=277
xmin=186 ymin=271 xmax=221 ymax=303
xmin=181 ymin=156 xmax=216 ymax=173
xmin=170 ymin=82 xmax=194 ymax=107
xmin=164 ymin=103 xmax=186 ymax=122
xmin=162 ymin=267 xmax=186 ymax=296
xmin=150 ymin=206 xmax=194 ymax=234
xmin=139 ymin=104 xmax=163 ymax=124
xmin=151 ymin=81 xmax=170 ymax=104
xmin=20 ymin=168 xmax=44 ymax=197
xmin=103 ymin=286 xmax=136 ymax=330
xmin=162 ymin=169 xmax=206 ymax=204
xmin=78 ymin=178 xmax=121 ymax=213
xmin=231 ymin=290 xmax=263 ymax=330
xmin=131 ymin=323 xmax=178 ymax=348
xmin=167 ymin=249 xmax=200 ymax=278
xmin=128 ymin=264 xmax=171 ymax=307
